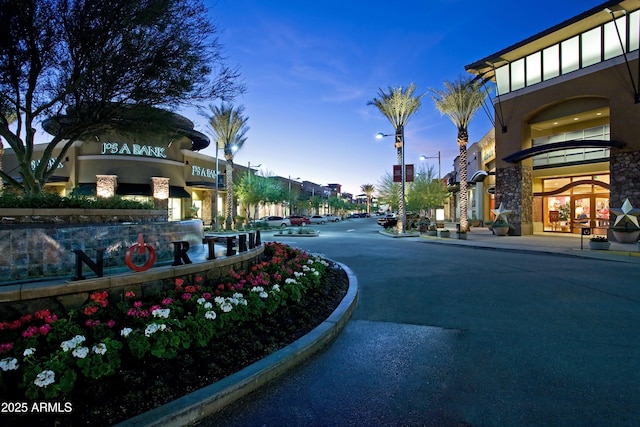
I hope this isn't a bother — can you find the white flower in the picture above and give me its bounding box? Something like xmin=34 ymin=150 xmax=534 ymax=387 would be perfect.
xmin=0 ymin=357 xmax=19 ymax=371
xmin=203 ymin=301 xmax=212 ymax=309
xmin=204 ymin=311 xmax=217 ymax=320
xmin=232 ymin=292 xmax=243 ymax=300
xmin=145 ymin=323 xmax=159 ymax=337
xmin=23 ymin=348 xmax=36 ymax=357
xmin=61 ymin=335 xmax=86 ymax=352
xmin=72 ymin=346 xmax=89 ymax=359
xmin=120 ymin=327 xmax=133 ymax=337
xmin=313 ymin=271 xmax=320 ymax=276
xmin=259 ymin=291 xmax=268 ymax=298
xmin=251 ymin=286 xmax=265 ymax=293
xmin=92 ymin=343 xmax=107 ymax=355
xmin=214 ymin=296 xmax=225 ymax=304
xmin=220 ymin=302 xmax=233 ymax=313
xmin=34 ymin=370 xmax=56 ymax=388
xmin=272 ymin=285 xmax=280 ymax=292
xmin=285 ymin=278 xmax=297 ymax=284
xmin=197 ymin=297 xmax=206 ymax=305
xmin=152 ymin=308 xmax=170 ymax=318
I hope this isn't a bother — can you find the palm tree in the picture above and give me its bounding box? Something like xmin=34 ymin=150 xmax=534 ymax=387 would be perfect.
xmin=429 ymin=76 xmax=485 ymax=232
xmin=368 ymin=83 xmax=424 ymax=233
xmin=205 ymin=103 xmax=249 ymax=230
xmin=361 ymin=184 xmax=375 ymax=214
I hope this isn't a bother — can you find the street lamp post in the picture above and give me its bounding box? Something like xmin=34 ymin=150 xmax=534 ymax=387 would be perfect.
xmin=247 ymin=162 xmax=262 ymax=224
xmin=420 ymin=152 xmax=441 ymax=180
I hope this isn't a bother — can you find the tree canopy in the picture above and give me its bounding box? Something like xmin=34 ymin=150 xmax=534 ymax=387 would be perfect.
xmin=0 ymin=0 xmax=245 ymax=194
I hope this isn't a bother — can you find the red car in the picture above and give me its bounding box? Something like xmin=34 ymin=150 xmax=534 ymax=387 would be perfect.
xmin=286 ymin=215 xmax=310 ymax=226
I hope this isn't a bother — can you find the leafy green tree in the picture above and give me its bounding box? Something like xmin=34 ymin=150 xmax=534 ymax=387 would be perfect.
xmin=429 ymin=76 xmax=485 ymax=231
xmin=0 ymin=0 xmax=243 ymax=195
xmin=368 ymin=84 xmax=424 ymax=233
xmin=376 ymin=171 xmax=400 ymax=212
xmin=205 ymin=104 xmax=249 ymax=230
xmin=406 ymin=165 xmax=448 ymax=217
xmin=235 ymin=173 xmax=287 ymax=222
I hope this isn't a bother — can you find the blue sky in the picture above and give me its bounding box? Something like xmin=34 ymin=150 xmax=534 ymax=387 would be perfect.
xmin=188 ymin=0 xmax=606 ymax=196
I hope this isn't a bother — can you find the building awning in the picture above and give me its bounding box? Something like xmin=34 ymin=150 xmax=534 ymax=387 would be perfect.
xmin=186 ymin=181 xmax=217 ymax=189
xmin=502 ymin=139 xmax=625 ymax=163
xmin=470 ymin=170 xmax=490 ymax=182
xmin=72 ymin=183 xmax=191 ymax=198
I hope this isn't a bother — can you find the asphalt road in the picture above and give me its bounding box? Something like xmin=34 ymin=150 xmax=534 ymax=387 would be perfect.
xmin=197 ymin=217 xmax=640 ymax=427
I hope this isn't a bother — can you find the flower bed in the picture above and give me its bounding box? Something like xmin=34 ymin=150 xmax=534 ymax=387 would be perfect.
xmin=0 ymin=242 xmax=342 ymax=425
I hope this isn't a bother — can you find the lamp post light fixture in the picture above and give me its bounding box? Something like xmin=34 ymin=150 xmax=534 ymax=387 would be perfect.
xmin=419 ymin=152 xmax=441 ymax=180
xmin=377 ymin=128 xmax=407 ymax=234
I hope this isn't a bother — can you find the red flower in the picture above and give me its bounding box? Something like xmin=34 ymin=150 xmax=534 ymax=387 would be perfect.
xmin=84 ymin=306 xmax=99 ymax=316
xmin=39 ymin=324 xmax=52 ymax=336
xmin=35 ymin=309 xmax=51 ymax=320
xmin=175 ymin=278 xmax=184 ymax=286
xmin=195 ymin=276 xmax=203 ymax=283
xmin=185 ymin=285 xmax=196 ymax=293
xmin=125 ymin=291 xmax=136 ymax=298
xmin=22 ymin=326 xmax=38 ymax=338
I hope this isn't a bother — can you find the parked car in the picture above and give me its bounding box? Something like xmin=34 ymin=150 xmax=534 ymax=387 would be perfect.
xmin=309 ymin=215 xmax=326 ymax=224
xmin=377 ymin=214 xmax=398 ymax=228
xmin=257 ymin=216 xmax=291 ymax=228
xmin=324 ymin=214 xmax=340 ymax=222
xmin=286 ymin=215 xmax=310 ymax=226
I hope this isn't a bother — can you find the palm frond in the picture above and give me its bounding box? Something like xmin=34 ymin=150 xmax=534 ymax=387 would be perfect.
xmin=367 ymin=83 xmax=424 ymax=128
xmin=429 ymin=76 xmax=485 ymax=130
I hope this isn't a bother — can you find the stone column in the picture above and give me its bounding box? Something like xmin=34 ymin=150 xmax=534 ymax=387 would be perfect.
xmin=610 ymin=150 xmax=640 ymax=210
xmin=201 ymin=191 xmax=213 ymax=226
xmin=96 ymin=175 xmax=117 ymax=198
xmin=495 ymin=165 xmax=533 ymax=235
xmin=150 ymin=177 xmax=170 ymax=211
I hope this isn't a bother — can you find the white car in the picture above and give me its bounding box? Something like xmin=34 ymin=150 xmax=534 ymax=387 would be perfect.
xmin=324 ymin=214 xmax=340 ymax=222
xmin=309 ymin=215 xmax=327 ymax=224
xmin=257 ymin=216 xmax=291 ymax=228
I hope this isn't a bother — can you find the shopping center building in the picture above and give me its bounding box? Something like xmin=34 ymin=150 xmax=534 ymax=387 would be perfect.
xmin=466 ymin=0 xmax=640 ymax=237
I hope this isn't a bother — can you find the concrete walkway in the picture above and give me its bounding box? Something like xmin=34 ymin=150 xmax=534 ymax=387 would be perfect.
xmin=421 ymin=224 xmax=640 ymax=264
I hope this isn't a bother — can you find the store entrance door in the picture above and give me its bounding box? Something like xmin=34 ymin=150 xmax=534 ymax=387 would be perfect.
xmin=570 ymin=195 xmax=609 ymax=235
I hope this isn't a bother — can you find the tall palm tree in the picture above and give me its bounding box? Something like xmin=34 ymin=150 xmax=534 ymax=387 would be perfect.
xmin=205 ymin=103 xmax=249 ymax=230
xmin=361 ymin=183 xmax=375 ymax=214
xmin=429 ymin=76 xmax=485 ymax=232
xmin=368 ymin=83 xmax=424 ymax=233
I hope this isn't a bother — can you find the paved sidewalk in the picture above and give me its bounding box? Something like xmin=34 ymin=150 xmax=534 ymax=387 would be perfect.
xmin=422 ymin=224 xmax=640 ymax=263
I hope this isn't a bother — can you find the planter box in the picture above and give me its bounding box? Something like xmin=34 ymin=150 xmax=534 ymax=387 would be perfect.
xmin=439 ymin=230 xmax=450 ymax=238
xmin=611 ymin=229 xmax=640 ymax=243
xmin=589 ymin=241 xmax=611 ymax=250
xmin=455 ymin=233 xmax=467 ymax=240
xmin=493 ymin=226 xmax=509 ymax=236
xmin=426 ymin=230 xmax=437 ymax=236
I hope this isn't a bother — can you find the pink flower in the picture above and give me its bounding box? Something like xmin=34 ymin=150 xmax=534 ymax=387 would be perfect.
xmin=162 ymin=298 xmax=173 ymax=306
xmin=106 ymin=319 xmax=116 ymax=328
xmin=0 ymin=342 xmax=13 ymax=354
xmin=150 ymin=305 xmax=161 ymax=313
xmin=133 ymin=301 xmax=143 ymax=308
xmin=45 ymin=314 xmax=58 ymax=324
xmin=39 ymin=324 xmax=52 ymax=335
xmin=22 ymin=326 xmax=39 ymax=338
xmin=202 ymin=292 xmax=211 ymax=300
xmin=181 ymin=293 xmax=192 ymax=300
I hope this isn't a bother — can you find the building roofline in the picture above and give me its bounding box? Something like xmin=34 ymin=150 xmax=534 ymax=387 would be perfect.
xmin=465 ymin=0 xmax=622 ymax=74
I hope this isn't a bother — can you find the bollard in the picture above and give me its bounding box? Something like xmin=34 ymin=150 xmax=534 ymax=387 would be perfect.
xmin=226 ymin=236 xmax=236 ymax=256
xmin=248 ymin=232 xmax=255 ymax=249
xmin=239 ymin=234 xmax=247 ymax=252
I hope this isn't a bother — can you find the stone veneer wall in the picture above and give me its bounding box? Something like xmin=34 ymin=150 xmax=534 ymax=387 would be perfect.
xmin=0 ymin=220 xmax=203 ymax=282
xmin=0 ymin=246 xmax=264 ymax=320
xmin=495 ymin=165 xmax=533 ymax=235
xmin=610 ymin=150 xmax=640 ymax=208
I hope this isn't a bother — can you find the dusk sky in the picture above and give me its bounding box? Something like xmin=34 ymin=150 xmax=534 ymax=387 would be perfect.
xmin=189 ymin=1 xmax=605 ymax=196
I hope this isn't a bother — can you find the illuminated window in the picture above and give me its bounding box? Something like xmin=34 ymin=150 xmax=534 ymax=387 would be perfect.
xmin=581 ymin=27 xmax=601 ymax=67
xmin=542 ymin=45 xmax=560 ymax=80
xmin=511 ymin=58 xmax=525 ymax=91
xmin=561 ymin=36 xmax=580 ymax=74
xmin=526 ymin=52 xmax=542 ymax=85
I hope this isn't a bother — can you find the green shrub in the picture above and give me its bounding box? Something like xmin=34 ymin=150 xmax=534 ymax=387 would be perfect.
xmin=0 ymin=193 xmax=153 ymax=210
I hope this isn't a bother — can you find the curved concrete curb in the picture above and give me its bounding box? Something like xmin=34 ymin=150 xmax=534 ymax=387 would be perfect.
xmin=117 ymin=260 xmax=359 ymax=427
